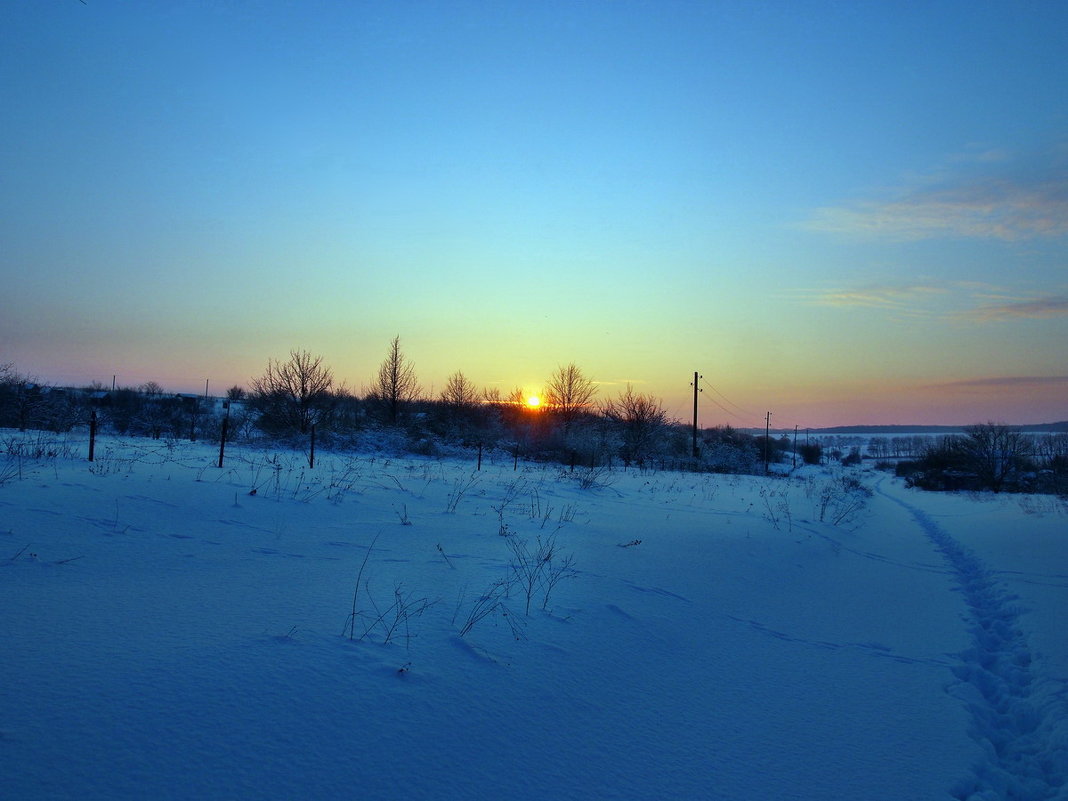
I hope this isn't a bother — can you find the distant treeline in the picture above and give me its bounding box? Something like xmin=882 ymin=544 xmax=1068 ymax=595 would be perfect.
xmin=3 ymin=354 xmax=1066 ymax=492
xmin=888 ymin=424 xmax=1068 ymax=494
xmin=0 ymin=353 xmax=789 ymax=474
xmin=808 ymin=422 xmax=1068 ymax=435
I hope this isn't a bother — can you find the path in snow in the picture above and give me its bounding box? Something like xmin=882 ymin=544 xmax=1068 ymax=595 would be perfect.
xmin=879 ymin=483 xmax=1067 ymax=801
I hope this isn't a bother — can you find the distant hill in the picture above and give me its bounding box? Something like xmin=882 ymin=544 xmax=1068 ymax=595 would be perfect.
xmin=1021 ymin=421 xmax=1068 ymax=433
xmin=806 ymin=422 xmax=1068 ymax=435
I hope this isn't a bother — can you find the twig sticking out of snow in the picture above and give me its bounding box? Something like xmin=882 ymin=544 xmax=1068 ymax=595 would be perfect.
xmin=342 ymin=534 xmax=379 ymax=641
xmin=436 ymin=543 xmax=455 ymax=569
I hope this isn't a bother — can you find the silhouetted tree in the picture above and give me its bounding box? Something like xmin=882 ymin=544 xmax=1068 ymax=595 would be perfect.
xmin=543 ymin=363 xmax=596 ymax=432
xmin=99 ymin=387 xmax=141 ymax=434
xmin=139 ymin=381 xmax=165 ymax=397
xmin=602 ymin=384 xmax=667 ymax=465
xmin=798 ymin=442 xmax=823 ymax=465
xmin=435 ymin=370 xmax=480 ymax=439
xmin=959 ymin=422 xmax=1031 ymax=492
xmin=0 ymin=367 xmax=48 ymax=431
xmin=479 ymin=385 xmax=531 ymax=438
xmin=133 ymin=394 xmax=182 ymax=439
xmin=440 ymin=371 xmax=479 ymax=412
xmin=251 ymin=350 xmax=334 ymax=434
xmin=368 ymin=336 xmax=420 ymax=426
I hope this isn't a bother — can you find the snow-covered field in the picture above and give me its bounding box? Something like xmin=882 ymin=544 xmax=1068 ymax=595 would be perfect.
xmin=2 ymin=434 xmax=1066 ymax=800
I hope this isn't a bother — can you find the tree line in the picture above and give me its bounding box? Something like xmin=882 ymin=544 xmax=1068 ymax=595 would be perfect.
xmin=0 ymin=342 xmax=786 ymax=473
xmin=9 ymin=347 xmax=1061 ymax=490
xmin=894 ymin=423 xmax=1068 ymax=494
xmin=246 ymin=340 xmax=681 ymax=467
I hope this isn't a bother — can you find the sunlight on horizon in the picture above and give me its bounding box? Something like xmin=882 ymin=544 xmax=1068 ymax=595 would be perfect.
xmin=2 ymin=2 xmax=1066 ymax=427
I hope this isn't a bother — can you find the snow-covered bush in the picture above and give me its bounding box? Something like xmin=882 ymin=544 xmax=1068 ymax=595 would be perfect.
xmin=809 ymin=472 xmax=872 ymax=526
xmin=570 ymin=464 xmax=615 ymax=490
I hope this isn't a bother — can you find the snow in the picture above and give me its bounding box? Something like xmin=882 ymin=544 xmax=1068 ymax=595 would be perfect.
xmin=2 ymin=433 xmax=1066 ymax=800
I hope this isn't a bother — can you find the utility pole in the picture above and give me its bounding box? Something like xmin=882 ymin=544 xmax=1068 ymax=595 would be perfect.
xmin=691 ymin=372 xmax=703 ymax=459
xmin=218 ymin=401 xmax=230 ymax=468
xmin=764 ymin=411 xmax=772 ymax=473
xmin=793 ymin=424 xmax=798 ymax=469
xmin=204 ymin=379 xmax=209 ymax=398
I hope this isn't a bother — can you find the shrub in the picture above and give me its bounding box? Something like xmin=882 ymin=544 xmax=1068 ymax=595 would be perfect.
xmin=812 ymin=473 xmax=872 ymax=526
xmin=797 ymin=443 xmax=822 ymax=465
xmin=840 ymin=448 xmax=862 ymax=467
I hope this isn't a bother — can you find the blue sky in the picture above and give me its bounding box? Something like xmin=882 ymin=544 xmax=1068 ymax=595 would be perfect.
xmin=2 ymin=1 xmax=1066 ymax=427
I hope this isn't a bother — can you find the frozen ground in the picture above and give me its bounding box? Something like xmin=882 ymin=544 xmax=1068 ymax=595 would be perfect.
xmin=2 ymin=434 xmax=1066 ymax=800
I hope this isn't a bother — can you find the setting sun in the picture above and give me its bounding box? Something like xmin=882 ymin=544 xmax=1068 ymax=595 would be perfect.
xmin=525 ymin=395 xmax=542 ymax=409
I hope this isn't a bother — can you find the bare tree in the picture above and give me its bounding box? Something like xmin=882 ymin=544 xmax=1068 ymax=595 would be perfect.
xmin=251 ymin=350 xmax=334 ymax=434
xmin=132 ymin=391 xmax=182 ymax=439
xmin=0 ymin=366 xmax=49 ymax=432
xmin=0 ymin=363 xmax=13 ymax=424
xmin=139 ymin=381 xmax=165 ymax=397
xmin=959 ymin=422 xmax=1032 ymax=492
xmin=506 ymin=387 xmax=528 ymax=407
xmin=1035 ymin=433 xmax=1068 ymax=468
xmin=543 ymin=363 xmax=596 ymax=430
xmin=602 ymin=384 xmax=668 ymax=465
xmin=436 ymin=370 xmax=480 ymax=439
xmin=368 ymin=336 xmax=420 ymax=426
xmin=479 ymin=385 xmax=529 ymax=434
xmin=440 ymin=371 xmax=479 ymax=411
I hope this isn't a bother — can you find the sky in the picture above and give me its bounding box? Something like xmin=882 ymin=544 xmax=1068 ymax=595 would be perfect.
xmin=2 ymin=1 xmax=1067 ymax=429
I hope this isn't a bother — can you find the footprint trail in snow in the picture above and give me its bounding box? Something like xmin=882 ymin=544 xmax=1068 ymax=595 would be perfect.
xmin=882 ymin=488 xmax=1067 ymax=800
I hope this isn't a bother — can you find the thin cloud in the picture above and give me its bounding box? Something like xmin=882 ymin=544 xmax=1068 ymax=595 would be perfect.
xmin=799 ymin=282 xmax=1068 ymax=325
xmin=929 ymin=375 xmax=1068 ymax=389
xmin=804 ymin=149 xmax=1068 ymax=241
xmin=948 ymin=145 xmax=1011 ymax=165
xmin=798 ymin=283 xmax=947 ymax=313
xmin=593 ymin=379 xmax=650 ymax=391
xmin=960 ymin=294 xmax=1068 ymax=322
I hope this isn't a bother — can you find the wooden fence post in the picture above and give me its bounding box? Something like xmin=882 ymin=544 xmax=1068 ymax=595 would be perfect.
xmin=218 ymin=402 xmax=229 ymax=468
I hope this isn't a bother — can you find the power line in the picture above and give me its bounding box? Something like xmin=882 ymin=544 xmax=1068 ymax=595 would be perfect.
xmin=700 ymin=391 xmax=758 ymax=427
xmin=698 ymin=379 xmax=763 ymax=428
xmin=699 ymin=377 xmax=814 ymax=432
xmin=700 ymin=378 xmax=754 ymax=417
